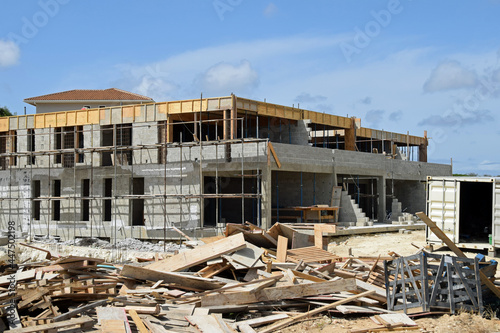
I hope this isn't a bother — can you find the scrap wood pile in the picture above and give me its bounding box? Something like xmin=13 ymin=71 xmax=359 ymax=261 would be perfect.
xmin=0 ymin=219 xmax=497 ymax=333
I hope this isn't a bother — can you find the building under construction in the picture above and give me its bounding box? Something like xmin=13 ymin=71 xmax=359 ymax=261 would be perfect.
xmin=0 ymin=94 xmax=451 ymax=241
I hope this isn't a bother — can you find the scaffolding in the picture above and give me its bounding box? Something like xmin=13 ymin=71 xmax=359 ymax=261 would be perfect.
xmin=0 ymin=116 xmax=267 ymax=246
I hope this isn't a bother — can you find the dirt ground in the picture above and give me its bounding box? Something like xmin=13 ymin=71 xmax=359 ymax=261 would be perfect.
xmin=275 ymin=230 xmax=500 ymax=333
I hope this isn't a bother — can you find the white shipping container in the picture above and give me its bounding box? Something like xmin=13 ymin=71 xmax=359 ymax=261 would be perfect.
xmin=426 ymin=176 xmax=500 ymax=257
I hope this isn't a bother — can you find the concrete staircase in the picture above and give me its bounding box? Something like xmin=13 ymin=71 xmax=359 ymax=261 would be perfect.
xmin=338 ymin=191 xmax=371 ymax=226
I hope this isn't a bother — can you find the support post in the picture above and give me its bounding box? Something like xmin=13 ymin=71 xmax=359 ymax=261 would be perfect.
xmin=261 ymin=166 xmax=272 ymax=230
xmin=377 ymin=176 xmax=386 ymax=223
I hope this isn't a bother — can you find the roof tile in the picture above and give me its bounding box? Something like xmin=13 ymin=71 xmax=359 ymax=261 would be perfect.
xmin=24 ymin=88 xmax=153 ymax=102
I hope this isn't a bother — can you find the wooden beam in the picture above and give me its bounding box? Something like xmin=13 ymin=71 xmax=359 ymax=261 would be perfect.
xmin=201 ymin=278 xmax=356 ymax=306
xmin=416 ymin=212 xmax=500 ymax=299
xmin=276 ymin=236 xmax=288 ymax=262
xmin=54 ymin=299 xmax=108 ymax=322
xmin=4 ymin=316 xmax=94 ymax=333
xmin=259 ymin=290 xmax=376 ymax=333
xmin=120 ymin=265 xmax=224 ymax=290
xmin=128 ymin=309 xmax=149 ymax=333
xmin=145 ymin=233 xmax=246 ymax=272
xmin=268 ymin=142 xmax=281 ymax=168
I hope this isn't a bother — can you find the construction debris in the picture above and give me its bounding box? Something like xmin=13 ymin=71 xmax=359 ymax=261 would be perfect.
xmin=0 ymin=217 xmax=497 ymax=332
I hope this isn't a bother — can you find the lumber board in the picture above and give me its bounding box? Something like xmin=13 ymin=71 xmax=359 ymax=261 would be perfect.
xmin=259 ymin=290 xmax=376 ymax=333
xmin=416 ymin=212 xmax=500 ymax=299
xmin=276 ymin=236 xmax=288 ymax=262
xmin=286 ymin=246 xmax=340 ymax=263
xmin=54 ymin=299 xmax=108 ymax=322
xmin=268 ymin=142 xmax=281 ymax=168
xmin=0 ymin=269 xmax=36 ymax=286
xmin=230 ymin=242 xmax=265 ymax=268
xmin=4 ymin=316 xmax=94 ymax=333
xmin=120 ymin=265 xmax=224 ymax=290
xmin=201 ymin=278 xmax=356 ymax=306
xmin=128 ymin=309 xmax=149 ymax=333
xmin=335 ymin=305 xmax=393 ymax=314
xmin=186 ymin=314 xmax=234 ymax=333
xmin=352 ymin=279 xmax=388 ymax=303
xmin=97 ymin=307 xmax=132 ymax=333
xmin=233 ymin=314 xmax=289 ymax=328
xmin=238 ymin=323 xmax=257 ymax=333
xmin=145 ymin=233 xmax=246 ymax=272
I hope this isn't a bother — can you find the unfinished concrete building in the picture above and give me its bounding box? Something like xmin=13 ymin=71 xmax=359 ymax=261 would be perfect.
xmin=0 ymin=94 xmax=451 ymax=241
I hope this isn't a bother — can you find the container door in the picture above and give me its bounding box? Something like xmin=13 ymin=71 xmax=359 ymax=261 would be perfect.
xmin=493 ymin=179 xmax=500 ymax=247
xmin=427 ymin=179 xmax=458 ymax=243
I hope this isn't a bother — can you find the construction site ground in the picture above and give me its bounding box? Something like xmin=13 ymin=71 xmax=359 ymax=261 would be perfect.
xmin=1 ymin=228 xmax=499 ymax=332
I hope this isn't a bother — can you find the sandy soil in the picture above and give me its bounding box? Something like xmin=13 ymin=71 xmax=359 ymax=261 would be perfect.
xmin=278 ymin=230 xmax=500 ymax=333
xmin=279 ymin=312 xmax=500 ymax=333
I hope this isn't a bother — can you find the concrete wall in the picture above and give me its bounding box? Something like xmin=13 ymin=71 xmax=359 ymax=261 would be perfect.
xmin=392 ymin=180 xmax=426 ymax=214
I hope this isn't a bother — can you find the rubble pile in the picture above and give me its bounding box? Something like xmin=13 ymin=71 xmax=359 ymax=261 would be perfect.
xmin=0 ymin=219 xmax=497 ymax=332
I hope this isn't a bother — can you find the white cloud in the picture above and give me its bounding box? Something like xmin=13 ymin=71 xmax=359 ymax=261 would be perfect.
xmin=0 ymin=40 xmax=20 ymax=67
xmin=198 ymin=60 xmax=259 ymax=95
xmin=134 ymin=76 xmax=177 ymax=102
xmin=113 ymin=34 xmax=345 ymax=99
xmin=478 ymin=160 xmax=500 ymax=172
xmin=418 ymin=109 xmax=494 ymax=127
xmin=423 ymin=60 xmax=478 ymax=92
xmin=264 ymin=3 xmax=278 ymax=17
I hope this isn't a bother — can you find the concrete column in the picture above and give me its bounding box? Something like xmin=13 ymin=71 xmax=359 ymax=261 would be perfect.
xmin=377 ymin=176 xmax=386 ymax=222
xmin=261 ymin=166 xmax=272 ymax=230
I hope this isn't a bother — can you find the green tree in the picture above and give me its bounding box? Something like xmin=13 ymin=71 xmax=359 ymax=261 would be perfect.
xmin=0 ymin=106 xmax=13 ymax=117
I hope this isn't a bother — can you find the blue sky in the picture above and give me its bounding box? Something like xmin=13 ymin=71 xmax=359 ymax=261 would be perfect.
xmin=1 ymin=0 xmax=500 ymax=175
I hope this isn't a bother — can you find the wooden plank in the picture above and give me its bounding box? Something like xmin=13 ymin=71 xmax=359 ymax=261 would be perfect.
xmin=120 ymin=265 xmax=224 ymax=290
xmin=186 ymin=314 xmax=229 ymax=333
xmin=19 ymin=243 xmax=53 ymax=259
xmin=212 ymin=313 xmax=237 ymax=333
xmin=102 ymin=319 xmax=128 ymax=333
xmin=276 ymin=236 xmax=288 ymax=262
xmin=230 ymin=242 xmax=265 ymax=268
xmin=233 ymin=314 xmax=289 ymax=328
xmin=54 ymin=299 xmax=107 ymax=322
xmin=267 ymin=142 xmax=281 ymax=168
xmin=201 ymin=278 xmax=356 ymax=306
xmin=125 ymin=305 xmax=160 ymax=315
xmin=145 ymin=233 xmax=246 ymax=272
xmin=290 ymin=269 xmax=327 ymax=283
xmin=314 ymin=225 xmax=324 ymax=249
xmin=35 ymin=261 xmax=95 ymax=273
xmin=238 ymin=323 xmax=257 ymax=333
xmin=97 ymin=307 xmax=131 ymax=333
xmin=416 ymin=212 xmax=500 ymax=299
xmin=4 ymin=316 xmax=94 ymax=333
xmin=352 ymin=279 xmax=388 ymax=303
xmin=0 ymin=269 xmax=36 ymax=286
xmin=335 ymin=305 xmax=393 ymax=314
xmin=259 ymin=290 xmax=376 ymax=333
xmin=128 ymin=309 xmax=149 ymax=333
